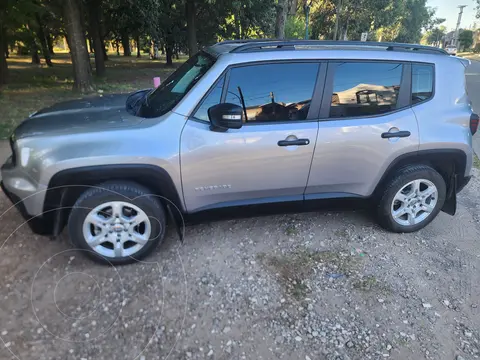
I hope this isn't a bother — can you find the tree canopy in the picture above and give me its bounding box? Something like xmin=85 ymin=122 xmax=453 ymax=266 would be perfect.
xmin=0 ymin=0 xmax=445 ymax=91
xmin=459 ymin=30 xmax=474 ymax=49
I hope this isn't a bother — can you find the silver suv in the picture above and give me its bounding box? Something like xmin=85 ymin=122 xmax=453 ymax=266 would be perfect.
xmin=1 ymin=40 xmax=478 ymax=264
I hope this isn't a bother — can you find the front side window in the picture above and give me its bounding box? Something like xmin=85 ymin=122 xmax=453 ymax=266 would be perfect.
xmin=193 ymin=76 xmax=225 ymax=121
xmin=138 ymin=52 xmax=215 ymax=118
xmin=330 ymin=62 xmax=403 ymax=118
xmin=224 ymin=62 xmax=320 ymax=122
xmin=412 ymin=64 xmax=434 ymax=104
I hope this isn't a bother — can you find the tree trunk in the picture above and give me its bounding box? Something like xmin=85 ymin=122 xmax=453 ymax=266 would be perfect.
xmin=35 ymin=14 xmax=53 ymax=67
xmin=87 ymin=0 xmax=105 ymax=77
xmin=121 ymin=32 xmax=131 ymax=56
xmin=165 ymin=34 xmax=174 ymax=66
xmin=102 ymin=40 xmax=109 ymax=61
xmin=47 ymin=32 xmax=55 ymax=55
xmin=136 ymin=35 xmax=141 ymax=57
xmin=2 ymin=31 xmax=8 ymax=59
xmin=333 ymin=0 xmax=342 ymax=41
xmin=87 ymin=37 xmax=94 ymax=53
xmin=275 ymin=0 xmax=288 ymax=39
xmin=63 ymin=0 xmax=94 ymax=92
xmin=185 ymin=0 xmax=198 ymax=56
xmin=234 ymin=14 xmax=241 ymax=39
xmin=115 ymin=40 xmax=120 ymax=56
xmin=99 ymin=20 xmax=108 ymax=60
xmin=31 ymin=42 xmax=40 ymax=64
xmin=0 ymin=27 xmax=8 ymax=85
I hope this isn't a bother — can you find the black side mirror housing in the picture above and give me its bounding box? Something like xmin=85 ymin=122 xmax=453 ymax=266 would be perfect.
xmin=208 ymin=103 xmax=244 ymax=132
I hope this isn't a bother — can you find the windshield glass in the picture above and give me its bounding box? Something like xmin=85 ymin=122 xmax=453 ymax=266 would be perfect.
xmin=138 ymin=52 xmax=215 ymax=118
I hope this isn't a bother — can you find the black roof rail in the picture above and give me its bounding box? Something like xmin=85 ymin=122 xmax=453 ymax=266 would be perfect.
xmin=225 ymin=40 xmax=448 ymax=55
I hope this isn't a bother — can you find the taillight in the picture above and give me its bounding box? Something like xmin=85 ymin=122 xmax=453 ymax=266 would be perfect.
xmin=471 ymin=113 xmax=479 ymax=135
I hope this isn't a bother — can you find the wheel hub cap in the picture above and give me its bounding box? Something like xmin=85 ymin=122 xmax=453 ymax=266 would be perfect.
xmin=391 ymin=179 xmax=438 ymax=226
xmin=82 ymin=201 xmax=152 ymax=258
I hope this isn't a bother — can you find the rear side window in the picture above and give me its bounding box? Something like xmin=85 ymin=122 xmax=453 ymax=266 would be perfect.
xmin=224 ymin=62 xmax=320 ymax=122
xmin=412 ymin=64 xmax=434 ymax=104
xmin=330 ymin=62 xmax=403 ymax=118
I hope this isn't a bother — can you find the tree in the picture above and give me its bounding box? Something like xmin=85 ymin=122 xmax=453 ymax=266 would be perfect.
xmin=186 ymin=0 xmax=198 ymax=55
xmin=285 ymin=14 xmax=305 ymax=38
xmin=0 ymin=0 xmax=40 ymax=85
xmin=86 ymin=0 xmax=106 ymax=76
xmin=394 ymin=1 xmax=442 ymax=44
xmin=275 ymin=0 xmax=289 ymax=38
xmin=63 ymin=0 xmax=94 ymax=92
xmin=425 ymin=25 xmax=446 ymax=46
xmin=459 ymin=30 xmax=474 ymax=49
xmin=34 ymin=12 xmax=53 ymax=67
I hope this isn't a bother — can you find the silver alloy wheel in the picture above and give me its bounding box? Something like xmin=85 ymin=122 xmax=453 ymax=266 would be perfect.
xmin=391 ymin=179 xmax=438 ymax=226
xmin=82 ymin=201 xmax=152 ymax=258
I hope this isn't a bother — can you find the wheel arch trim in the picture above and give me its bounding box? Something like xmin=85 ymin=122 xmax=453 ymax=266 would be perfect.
xmin=44 ymin=164 xmax=185 ymax=235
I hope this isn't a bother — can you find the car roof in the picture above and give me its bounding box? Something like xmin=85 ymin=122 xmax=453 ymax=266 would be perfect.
xmin=205 ymin=39 xmax=449 ymax=58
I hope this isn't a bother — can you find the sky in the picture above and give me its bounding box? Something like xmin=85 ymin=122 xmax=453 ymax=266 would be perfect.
xmin=428 ymin=0 xmax=478 ymax=31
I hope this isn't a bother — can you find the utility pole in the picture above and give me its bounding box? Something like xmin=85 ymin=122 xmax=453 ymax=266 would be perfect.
xmin=333 ymin=0 xmax=342 ymax=41
xmin=453 ymin=5 xmax=467 ymax=46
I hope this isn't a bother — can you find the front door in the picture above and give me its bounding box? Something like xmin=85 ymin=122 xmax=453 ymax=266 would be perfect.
xmin=180 ymin=62 xmax=324 ymax=212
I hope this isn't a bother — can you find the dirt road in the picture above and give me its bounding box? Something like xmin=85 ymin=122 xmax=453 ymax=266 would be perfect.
xmin=0 ymin=164 xmax=479 ymax=360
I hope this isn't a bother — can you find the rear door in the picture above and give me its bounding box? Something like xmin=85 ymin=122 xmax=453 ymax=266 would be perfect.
xmin=306 ymin=61 xmax=421 ymax=198
xmin=180 ymin=61 xmax=325 ymax=212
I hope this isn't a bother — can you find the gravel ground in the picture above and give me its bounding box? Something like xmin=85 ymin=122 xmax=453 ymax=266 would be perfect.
xmin=0 ymin=168 xmax=479 ymax=360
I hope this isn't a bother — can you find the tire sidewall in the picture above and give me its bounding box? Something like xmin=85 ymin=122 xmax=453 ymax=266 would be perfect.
xmin=68 ymin=186 xmax=166 ymax=265
xmin=378 ymin=167 xmax=447 ymax=233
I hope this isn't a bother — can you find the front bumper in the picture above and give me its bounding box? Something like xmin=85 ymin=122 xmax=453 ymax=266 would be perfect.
xmin=1 ymin=180 xmax=54 ymax=235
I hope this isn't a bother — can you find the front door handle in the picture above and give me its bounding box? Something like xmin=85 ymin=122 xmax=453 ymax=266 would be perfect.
xmin=381 ymin=131 xmax=411 ymax=139
xmin=278 ymin=138 xmax=310 ymax=146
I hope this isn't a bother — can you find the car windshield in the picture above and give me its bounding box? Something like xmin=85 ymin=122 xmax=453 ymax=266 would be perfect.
xmin=137 ymin=52 xmax=215 ymax=118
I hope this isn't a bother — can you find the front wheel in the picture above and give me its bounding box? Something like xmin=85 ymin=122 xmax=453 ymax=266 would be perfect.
xmin=68 ymin=181 xmax=166 ymax=265
xmin=377 ymin=165 xmax=446 ymax=233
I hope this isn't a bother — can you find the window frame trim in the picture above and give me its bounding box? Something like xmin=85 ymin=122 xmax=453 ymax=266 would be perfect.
xmin=410 ymin=62 xmax=436 ymax=107
xmin=190 ymin=73 xmax=227 ymax=124
xmin=189 ymin=59 xmax=327 ymax=125
xmin=320 ymin=59 xmax=412 ymax=121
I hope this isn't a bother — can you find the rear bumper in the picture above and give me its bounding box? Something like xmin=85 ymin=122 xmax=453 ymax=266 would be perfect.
xmin=1 ymin=180 xmax=54 ymax=235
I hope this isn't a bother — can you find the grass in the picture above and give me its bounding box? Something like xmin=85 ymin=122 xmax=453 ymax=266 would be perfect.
xmin=474 ymin=153 xmax=480 ymax=170
xmin=259 ymin=249 xmax=360 ymax=300
xmin=0 ymin=53 xmax=185 ymax=139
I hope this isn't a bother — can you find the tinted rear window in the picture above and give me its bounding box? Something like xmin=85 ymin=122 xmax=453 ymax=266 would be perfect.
xmin=329 ymin=62 xmax=403 ymax=118
xmin=412 ymin=64 xmax=434 ymax=104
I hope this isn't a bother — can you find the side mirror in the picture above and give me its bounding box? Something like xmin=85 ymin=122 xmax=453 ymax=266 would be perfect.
xmin=208 ymin=103 xmax=244 ymax=132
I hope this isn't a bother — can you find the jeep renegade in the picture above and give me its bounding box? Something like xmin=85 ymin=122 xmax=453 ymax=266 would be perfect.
xmin=1 ymin=40 xmax=478 ymax=264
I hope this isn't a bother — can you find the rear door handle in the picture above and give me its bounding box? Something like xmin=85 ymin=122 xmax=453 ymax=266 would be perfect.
xmin=381 ymin=131 xmax=411 ymax=139
xmin=277 ymin=139 xmax=310 ymax=146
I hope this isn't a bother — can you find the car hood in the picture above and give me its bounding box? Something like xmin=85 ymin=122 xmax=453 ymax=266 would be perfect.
xmin=14 ymin=94 xmax=144 ymax=139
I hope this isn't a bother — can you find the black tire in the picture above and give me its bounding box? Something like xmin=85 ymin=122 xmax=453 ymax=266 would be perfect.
xmin=376 ymin=165 xmax=446 ymax=233
xmin=68 ymin=181 xmax=166 ymax=265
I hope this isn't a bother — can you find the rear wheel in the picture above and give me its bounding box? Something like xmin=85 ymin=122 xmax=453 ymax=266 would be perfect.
xmin=377 ymin=165 xmax=446 ymax=233
xmin=68 ymin=181 xmax=166 ymax=264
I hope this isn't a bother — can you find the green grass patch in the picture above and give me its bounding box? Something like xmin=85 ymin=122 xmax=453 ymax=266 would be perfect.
xmin=474 ymin=153 xmax=480 ymax=170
